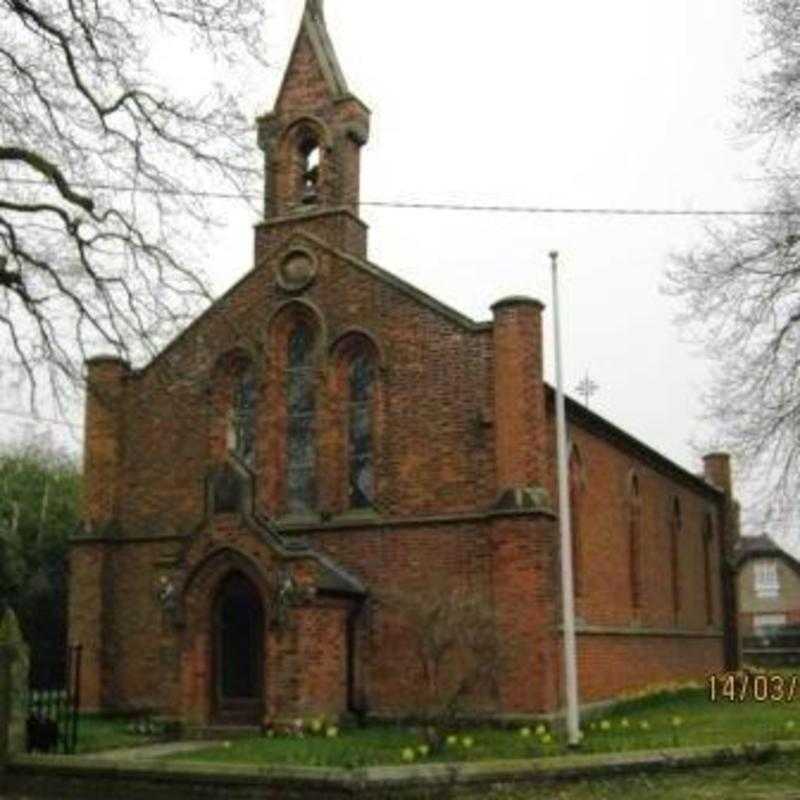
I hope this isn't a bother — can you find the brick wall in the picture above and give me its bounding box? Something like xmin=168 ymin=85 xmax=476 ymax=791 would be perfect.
xmin=68 ymin=0 xmax=732 ymax=723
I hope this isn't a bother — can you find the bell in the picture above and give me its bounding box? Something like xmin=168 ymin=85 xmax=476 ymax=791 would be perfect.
xmin=302 ymin=183 xmax=318 ymax=205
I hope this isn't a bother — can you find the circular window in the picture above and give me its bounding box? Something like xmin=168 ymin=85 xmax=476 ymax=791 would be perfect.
xmin=277 ymin=250 xmax=317 ymax=293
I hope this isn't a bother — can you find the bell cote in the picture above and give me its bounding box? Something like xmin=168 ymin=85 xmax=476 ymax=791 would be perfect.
xmin=257 ymin=0 xmax=371 ymax=223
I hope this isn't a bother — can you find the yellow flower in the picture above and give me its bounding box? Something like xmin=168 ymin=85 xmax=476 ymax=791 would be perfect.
xmin=417 ymin=744 xmax=430 ymax=757
xmin=600 ymin=720 xmax=611 ymax=731
xmin=446 ymin=735 xmax=458 ymax=746
xmin=326 ymin=726 xmax=339 ymax=738
xmin=786 ymin=721 xmax=796 ymax=731
xmin=541 ymin=734 xmax=553 ymax=744
xmin=620 ymin=718 xmax=630 ymax=729
xmin=535 ymin=724 xmax=547 ymax=736
xmin=671 ymin=716 xmax=683 ymax=727
xmin=310 ymin=718 xmax=323 ymax=734
xmin=640 ymin=721 xmax=651 ymax=731
xmin=462 ymin=736 xmax=474 ymax=749
xmin=223 ymin=741 xmax=232 ymax=749
xmin=401 ymin=747 xmax=415 ymax=762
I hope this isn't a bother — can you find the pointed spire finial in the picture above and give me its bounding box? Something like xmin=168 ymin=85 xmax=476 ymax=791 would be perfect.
xmin=305 ymin=0 xmax=324 ymax=22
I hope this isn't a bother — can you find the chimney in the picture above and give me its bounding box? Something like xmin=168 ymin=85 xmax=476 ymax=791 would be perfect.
xmin=491 ymin=296 xmax=547 ymax=497
xmin=83 ymin=355 xmax=129 ymax=530
xmin=703 ymin=452 xmax=732 ymax=497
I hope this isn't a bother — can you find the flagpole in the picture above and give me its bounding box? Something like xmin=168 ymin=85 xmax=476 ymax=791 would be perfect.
xmin=550 ymin=250 xmax=581 ymax=746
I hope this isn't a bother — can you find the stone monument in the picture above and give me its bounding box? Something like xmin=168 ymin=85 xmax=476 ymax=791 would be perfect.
xmin=0 ymin=607 xmax=29 ymax=760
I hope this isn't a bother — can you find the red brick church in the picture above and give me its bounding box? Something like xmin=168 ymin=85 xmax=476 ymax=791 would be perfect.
xmin=69 ymin=0 xmax=739 ymax=726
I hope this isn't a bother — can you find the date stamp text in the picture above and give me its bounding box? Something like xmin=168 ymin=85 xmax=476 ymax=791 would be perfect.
xmin=708 ymin=672 xmax=800 ymax=703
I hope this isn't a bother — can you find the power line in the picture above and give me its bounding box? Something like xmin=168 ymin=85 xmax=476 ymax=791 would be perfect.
xmin=361 ymin=201 xmax=792 ymax=217
xmin=0 ymin=407 xmax=83 ymax=429
xmin=2 ymin=176 xmax=798 ymax=218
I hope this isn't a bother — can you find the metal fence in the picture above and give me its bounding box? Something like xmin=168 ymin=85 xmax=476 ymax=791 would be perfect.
xmin=742 ymin=627 xmax=800 ymax=668
xmin=26 ymin=644 xmax=82 ymax=754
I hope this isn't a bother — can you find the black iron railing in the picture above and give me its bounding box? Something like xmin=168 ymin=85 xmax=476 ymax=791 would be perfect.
xmin=26 ymin=644 xmax=82 ymax=754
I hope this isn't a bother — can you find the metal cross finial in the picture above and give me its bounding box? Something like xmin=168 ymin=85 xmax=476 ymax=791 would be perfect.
xmin=575 ymin=372 xmax=600 ymax=409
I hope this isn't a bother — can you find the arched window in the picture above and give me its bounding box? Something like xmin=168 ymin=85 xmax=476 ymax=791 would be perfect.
xmin=229 ymin=367 xmax=256 ymax=467
xmin=286 ymin=322 xmax=316 ymax=513
xmin=670 ymin=498 xmax=682 ymax=620
xmin=568 ymin=446 xmax=584 ymax=597
xmin=703 ymin=513 xmax=714 ymax=625
xmin=629 ymin=473 xmax=642 ymax=610
xmin=348 ymin=352 xmax=376 ymax=509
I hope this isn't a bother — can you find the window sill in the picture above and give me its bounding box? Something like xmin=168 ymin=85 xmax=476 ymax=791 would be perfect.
xmin=333 ymin=507 xmax=381 ymax=523
xmin=278 ymin=512 xmax=322 ymax=528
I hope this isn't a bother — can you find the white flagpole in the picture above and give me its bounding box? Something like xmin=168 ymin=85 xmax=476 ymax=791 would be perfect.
xmin=550 ymin=250 xmax=581 ymax=746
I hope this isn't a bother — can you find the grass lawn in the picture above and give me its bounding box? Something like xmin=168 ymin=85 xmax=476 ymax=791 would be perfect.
xmin=74 ymin=714 xmax=161 ymax=754
xmin=165 ymin=678 xmax=800 ymax=768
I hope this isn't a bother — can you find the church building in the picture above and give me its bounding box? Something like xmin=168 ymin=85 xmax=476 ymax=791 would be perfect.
xmin=69 ymin=0 xmax=739 ymax=726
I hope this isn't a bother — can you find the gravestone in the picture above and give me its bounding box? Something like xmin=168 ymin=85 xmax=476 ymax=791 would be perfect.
xmin=0 ymin=607 xmax=29 ymax=760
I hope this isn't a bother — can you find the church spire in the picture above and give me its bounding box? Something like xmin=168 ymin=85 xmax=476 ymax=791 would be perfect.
xmin=274 ymin=0 xmax=349 ymax=104
xmin=256 ymin=0 xmax=370 ymax=256
xmin=306 ymin=0 xmax=323 ymax=21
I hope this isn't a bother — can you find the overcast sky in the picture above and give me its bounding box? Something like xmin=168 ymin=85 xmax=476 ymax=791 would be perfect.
xmin=4 ymin=1 xmax=782 ymax=544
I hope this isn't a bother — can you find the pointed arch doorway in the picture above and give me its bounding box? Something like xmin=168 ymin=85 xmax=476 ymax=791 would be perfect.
xmin=211 ymin=571 xmax=265 ymax=725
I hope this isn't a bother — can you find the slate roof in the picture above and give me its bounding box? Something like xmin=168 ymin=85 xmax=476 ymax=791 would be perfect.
xmin=734 ymin=534 xmax=800 ymax=574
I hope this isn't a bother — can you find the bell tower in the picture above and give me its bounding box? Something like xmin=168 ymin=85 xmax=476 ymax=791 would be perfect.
xmin=256 ymin=0 xmax=371 ymax=257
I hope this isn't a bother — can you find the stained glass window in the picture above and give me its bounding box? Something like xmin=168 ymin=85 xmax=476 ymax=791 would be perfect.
xmin=286 ymin=323 xmax=316 ymax=513
xmin=348 ymin=353 xmax=375 ymax=509
xmin=230 ymin=368 xmax=255 ymax=467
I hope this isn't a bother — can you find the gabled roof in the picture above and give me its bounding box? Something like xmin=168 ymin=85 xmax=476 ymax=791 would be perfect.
xmin=550 ymin=388 xmax=723 ymax=498
xmin=735 ymin=534 xmax=800 ymax=574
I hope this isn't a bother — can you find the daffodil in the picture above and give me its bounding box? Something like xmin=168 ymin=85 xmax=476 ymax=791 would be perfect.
xmin=326 ymin=726 xmax=339 ymax=738
xmin=520 ymin=727 xmax=531 ymax=738
xmin=620 ymin=718 xmax=630 ymax=729
xmin=462 ymin=736 xmax=474 ymax=749
xmin=600 ymin=720 xmax=611 ymax=731
xmin=401 ymin=747 xmax=415 ymax=762
xmin=640 ymin=721 xmax=651 ymax=731
xmin=446 ymin=735 xmax=458 ymax=746
xmin=541 ymin=734 xmax=553 ymax=744
xmin=535 ymin=724 xmax=547 ymax=736
xmin=417 ymin=744 xmax=430 ymax=757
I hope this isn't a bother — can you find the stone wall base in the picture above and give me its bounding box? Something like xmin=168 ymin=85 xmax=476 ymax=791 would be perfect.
xmin=5 ymin=741 xmax=800 ymax=800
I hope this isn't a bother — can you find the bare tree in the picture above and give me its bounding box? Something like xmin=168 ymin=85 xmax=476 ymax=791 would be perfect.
xmin=0 ymin=0 xmax=268 ymax=408
xmin=376 ymin=585 xmax=501 ymax=740
xmin=666 ymin=0 xmax=800 ymax=535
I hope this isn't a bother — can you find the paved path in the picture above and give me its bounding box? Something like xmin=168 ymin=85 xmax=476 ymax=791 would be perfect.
xmin=83 ymin=740 xmax=217 ymax=760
